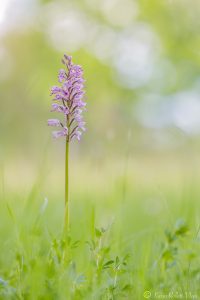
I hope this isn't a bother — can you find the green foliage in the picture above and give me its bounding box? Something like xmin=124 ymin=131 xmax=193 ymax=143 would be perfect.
xmin=0 ymin=195 xmax=200 ymax=300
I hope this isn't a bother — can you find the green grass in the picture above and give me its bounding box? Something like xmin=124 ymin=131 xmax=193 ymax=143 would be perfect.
xmin=0 ymin=165 xmax=200 ymax=300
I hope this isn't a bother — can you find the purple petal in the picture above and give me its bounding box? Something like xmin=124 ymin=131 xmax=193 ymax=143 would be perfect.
xmin=75 ymin=131 xmax=82 ymax=141
xmin=51 ymin=103 xmax=69 ymax=115
xmin=77 ymin=100 xmax=86 ymax=107
xmin=52 ymin=128 xmax=68 ymax=139
xmin=51 ymin=86 xmax=62 ymax=95
xmin=47 ymin=119 xmax=61 ymax=127
xmin=58 ymin=69 xmax=67 ymax=82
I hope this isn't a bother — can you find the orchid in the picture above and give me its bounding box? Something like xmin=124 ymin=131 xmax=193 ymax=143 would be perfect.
xmin=48 ymin=54 xmax=87 ymax=233
xmin=48 ymin=54 xmax=86 ymax=141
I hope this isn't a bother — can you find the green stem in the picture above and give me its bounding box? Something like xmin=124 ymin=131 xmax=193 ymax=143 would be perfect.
xmin=64 ymin=138 xmax=69 ymax=233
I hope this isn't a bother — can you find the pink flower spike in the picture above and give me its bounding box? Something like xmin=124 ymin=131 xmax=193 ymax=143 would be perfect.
xmin=48 ymin=54 xmax=87 ymax=141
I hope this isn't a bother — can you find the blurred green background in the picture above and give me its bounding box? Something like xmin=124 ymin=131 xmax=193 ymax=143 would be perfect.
xmin=1 ymin=1 xmax=200 ymax=298
xmin=1 ymin=0 xmax=200 ymax=213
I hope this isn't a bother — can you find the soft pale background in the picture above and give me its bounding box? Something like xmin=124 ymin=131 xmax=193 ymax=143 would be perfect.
xmin=1 ymin=0 xmax=200 ymax=212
